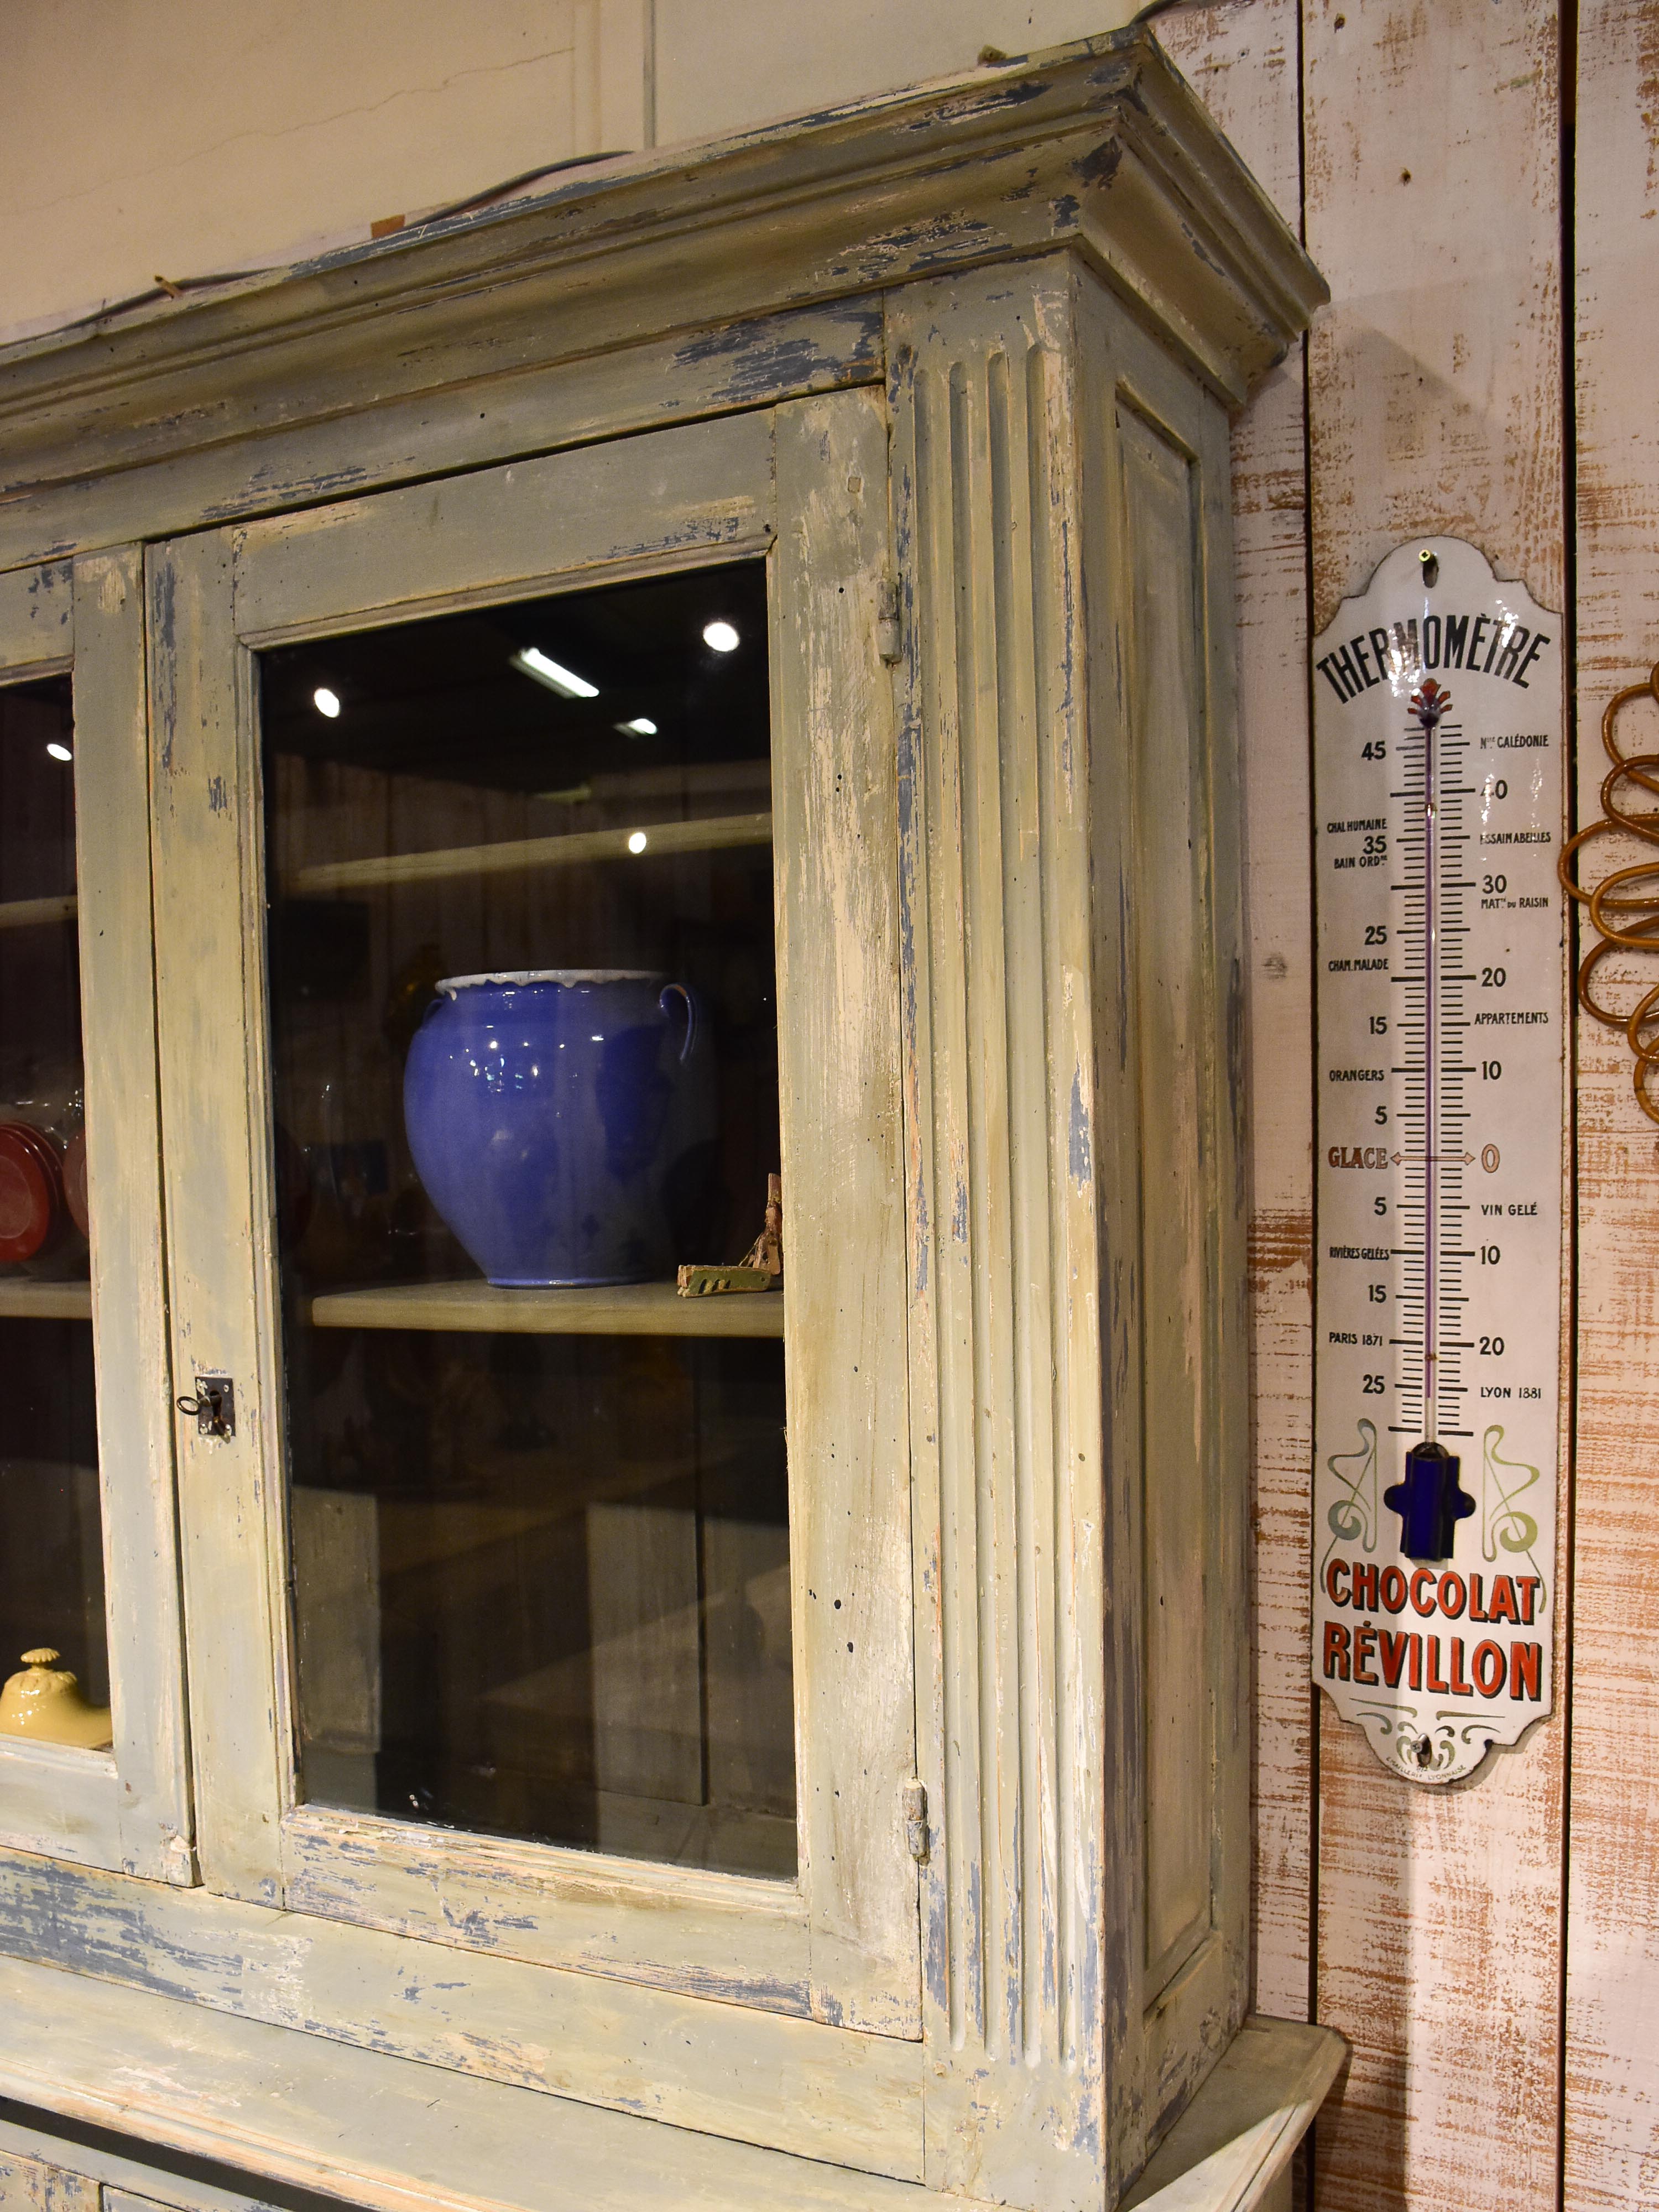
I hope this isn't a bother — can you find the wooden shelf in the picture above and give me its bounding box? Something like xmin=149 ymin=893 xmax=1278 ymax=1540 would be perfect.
xmin=0 ymin=1278 xmax=91 ymax=1319
xmin=289 ymin=812 xmax=773 ymax=896
xmin=310 ymin=1279 xmax=784 ymax=1338
xmin=0 ymin=894 xmax=76 ymax=932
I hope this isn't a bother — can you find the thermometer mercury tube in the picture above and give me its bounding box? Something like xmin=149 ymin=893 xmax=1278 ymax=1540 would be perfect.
xmin=1383 ymin=677 xmax=1477 ymax=1563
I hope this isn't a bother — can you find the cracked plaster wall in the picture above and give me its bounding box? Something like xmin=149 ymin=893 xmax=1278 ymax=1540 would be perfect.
xmin=0 ymin=0 xmax=1138 ymax=348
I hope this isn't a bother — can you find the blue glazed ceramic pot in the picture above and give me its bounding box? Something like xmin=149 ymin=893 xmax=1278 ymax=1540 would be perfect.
xmin=404 ymin=970 xmax=703 ymax=1287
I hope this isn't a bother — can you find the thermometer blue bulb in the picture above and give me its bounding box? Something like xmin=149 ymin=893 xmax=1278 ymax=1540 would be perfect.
xmin=1384 ymin=1441 xmax=1477 ymax=1563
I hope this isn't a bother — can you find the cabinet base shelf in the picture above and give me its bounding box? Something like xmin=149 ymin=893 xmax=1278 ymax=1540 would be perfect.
xmin=0 ymin=1956 xmax=1341 ymax=2212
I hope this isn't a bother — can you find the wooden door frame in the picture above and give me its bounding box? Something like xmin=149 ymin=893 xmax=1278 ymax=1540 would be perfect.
xmin=146 ymin=395 xmax=920 ymax=2036
xmin=0 ymin=552 xmax=192 ymax=1882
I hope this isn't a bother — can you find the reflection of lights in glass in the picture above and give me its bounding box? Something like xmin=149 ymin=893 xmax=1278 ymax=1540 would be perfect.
xmin=702 ymin=620 xmax=739 ymax=653
xmin=627 ymin=830 xmax=648 ymax=854
xmin=616 ymin=717 xmax=657 ymax=736
xmin=313 ymin=687 xmax=342 ymax=718
xmin=513 ymin=647 xmax=599 ymax=699
xmin=45 ymin=742 xmax=73 ymax=763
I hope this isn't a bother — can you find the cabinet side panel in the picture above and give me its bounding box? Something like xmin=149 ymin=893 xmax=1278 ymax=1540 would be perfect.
xmin=1079 ymin=275 xmax=1250 ymax=2158
xmin=890 ymin=264 xmax=1110 ymax=2212
xmin=1116 ymin=412 xmax=1215 ymax=1993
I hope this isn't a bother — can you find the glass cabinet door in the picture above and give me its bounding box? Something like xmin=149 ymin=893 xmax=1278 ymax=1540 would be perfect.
xmin=149 ymin=399 xmax=920 ymax=2032
xmin=262 ymin=556 xmax=792 ymax=1877
xmin=0 ymin=553 xmax=190 ymax=1880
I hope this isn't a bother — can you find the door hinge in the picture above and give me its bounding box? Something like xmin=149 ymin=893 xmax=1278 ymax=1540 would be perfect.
xmin=877 ymin=576 xmax=903 ymax=665
xmin=902 ymin=1778 xmax=930 ymax=1865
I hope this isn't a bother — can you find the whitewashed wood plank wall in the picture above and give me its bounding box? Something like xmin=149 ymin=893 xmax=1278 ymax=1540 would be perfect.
xmin=1567 ymin=2 xmax=1659 ymax=2204
xmin=1160 ymin=0 xmax=1658 ymax=2204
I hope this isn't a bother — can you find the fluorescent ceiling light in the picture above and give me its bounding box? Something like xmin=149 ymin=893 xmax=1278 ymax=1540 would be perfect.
xmin=616 ymin=717 xmax=657 ymax=737
xmin=312 ymin=686 xmax=341 ymax=718
xmin=627 ymin=830 xmax=648 ymax=854
xmin=45 ymin=742 xmax=72 ymax=763
xmin=702 ymin=620 xmax=739 ymax=654
xmin=513 ymin=646 xmax=599 ymax=700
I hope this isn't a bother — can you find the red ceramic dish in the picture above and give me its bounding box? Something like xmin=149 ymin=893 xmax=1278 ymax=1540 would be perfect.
xmin=6 ymin=1122 xmax=65 ymax=1207
xmin=0 ymin=1125 xmax=59 ymax=1262
xmin=61 ymin=1130 xmax=88 ymax=1238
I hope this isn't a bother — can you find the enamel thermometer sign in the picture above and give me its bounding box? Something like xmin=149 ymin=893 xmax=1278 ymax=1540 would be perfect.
xmin=1312 ymin=538 xmax=1563 ymax=1783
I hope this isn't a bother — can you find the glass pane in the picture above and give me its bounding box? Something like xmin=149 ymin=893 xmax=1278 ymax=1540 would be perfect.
xmin=0 ymin=674 xmax=109 ymax=1751
xmin=261 ymin=560 xmax=795 ymax=1877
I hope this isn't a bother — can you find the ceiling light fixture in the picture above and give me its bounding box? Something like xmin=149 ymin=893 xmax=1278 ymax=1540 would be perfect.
xmin=513 ymin=646 xmax=599 ymax=699
xmin=627 ymin=830 xmax=648 ymax=854
xmin=616 ymin=717 xmax=658 ymax=737
xmin=702 ymin=620 xmax=739 ymax=654
xmin=45 ymin=742 xmax=72 ymax=763
xmin=312 ymin=686 xmax=342 ymax=718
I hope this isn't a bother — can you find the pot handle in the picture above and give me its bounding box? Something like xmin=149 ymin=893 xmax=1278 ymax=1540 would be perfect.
xmin=659 ymin=983 xmax=699 ymax=1066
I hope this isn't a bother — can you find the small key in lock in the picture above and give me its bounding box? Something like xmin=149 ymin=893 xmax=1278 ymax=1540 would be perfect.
xmin=176 ymin=1374 xmax=235 ymax=1439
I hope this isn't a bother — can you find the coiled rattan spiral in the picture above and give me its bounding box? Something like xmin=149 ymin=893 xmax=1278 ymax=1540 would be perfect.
xmin=1559 ymin=661 xmax=1659 ymax=1120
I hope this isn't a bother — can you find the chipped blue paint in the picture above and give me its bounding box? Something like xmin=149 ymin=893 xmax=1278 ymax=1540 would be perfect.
xmin=672 ymin=304 xmax=882 ymax=406
xmin=1074 ymin=139 xmax=1124 ymax=191
xmin=964 ymin=1856 xmax=985 ymax=2042
xmin=152 ymin=560 xmax=178 ymax=775
xmin=838 ymin=212 xmax=1000 ymax=285
xmin=205 ymin=462 xmax=369 ymax=521
xmin=1069 ymin=1068 xmax=1093 ymax=1188
xmin=898 ymin=79 xmax=1052 ymax=131
xmin=925 ymin=1865 xmax=950 ymax=2013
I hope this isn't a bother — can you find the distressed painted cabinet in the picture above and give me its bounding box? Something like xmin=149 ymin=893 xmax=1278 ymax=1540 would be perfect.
xmin=0 ymin=28 xmax=1337 ymax=2212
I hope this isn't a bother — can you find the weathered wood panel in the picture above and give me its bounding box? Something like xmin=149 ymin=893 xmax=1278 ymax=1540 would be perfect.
xmin=1091 ymin=269 xmax=1254 ymax=2157
xmin=0 ymin=1848 xmax=921 ymax=2179
xmin=0 ymin=561 xmax=71 ymax=669
xmin=772 ymin=388 xmax=920 ymax=2036
xmin=0 ymin=552 xmax=191 ymax=1884
xmin=888 ymin=244 xmax=1255 ymax=2207
xmin=890 ymin=263 xmax=1115 ymax=2211
xmin=1157 ymin=0 xmax=1315 ymax=2036
xmin=231 ymin=406 xmax=773 ymax=640
xmin=0 ymin=304 xmax=885 ymax=579
xmin=72 ymin=547 xmax=195 ymax=1884
xmin=1564 ymin=1 xmax=1659 ymax=2201
xmin=0 ymin=2148 xmax=96 ymax=2212
xmin=148 ymin=526 xmax=284 ymax=1906
xmin=0 ymin=1954 xmax=948 ymax=2212
xmin=1301 ymin=3 xmax=1568 ymax=2206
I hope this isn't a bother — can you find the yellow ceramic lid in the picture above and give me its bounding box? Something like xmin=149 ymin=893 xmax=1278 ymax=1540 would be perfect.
xmin=0 ymin=1647 xmax=113 ymax=1750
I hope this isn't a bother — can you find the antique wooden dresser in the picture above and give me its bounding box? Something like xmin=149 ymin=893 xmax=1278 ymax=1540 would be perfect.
xmin=0 ymin=27 xmax=1336 ymax=2212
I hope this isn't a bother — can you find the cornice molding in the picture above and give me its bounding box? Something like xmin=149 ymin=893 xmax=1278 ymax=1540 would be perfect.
xmin=0 ymin=28 xmax=1324 ymax=512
